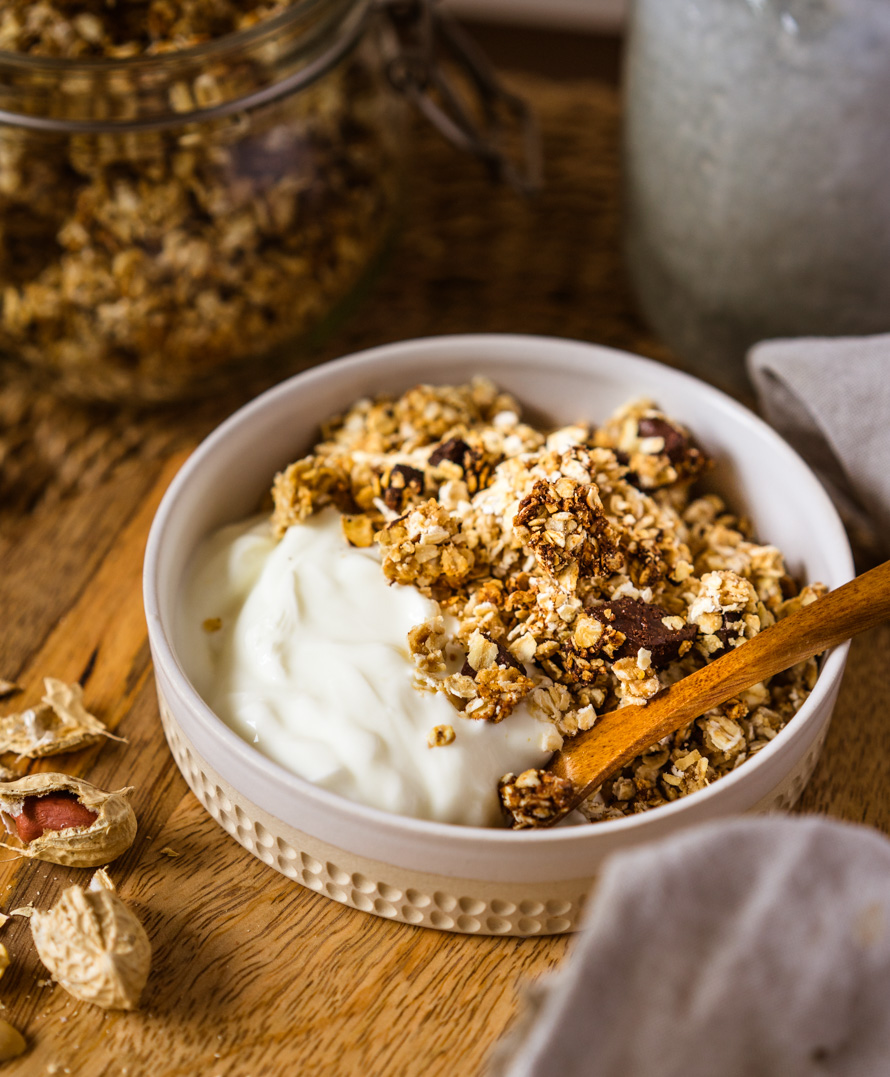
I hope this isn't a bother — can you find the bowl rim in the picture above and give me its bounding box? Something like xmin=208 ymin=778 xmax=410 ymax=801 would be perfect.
xmin=144 ymin=332 xmax=854 ymax=847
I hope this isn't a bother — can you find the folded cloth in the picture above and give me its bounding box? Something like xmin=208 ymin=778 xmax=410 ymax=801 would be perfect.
xmin=490 ymin=816 xmax=890 ymax=1077
xmin=747 ymin=335 xmax=890 ymax=563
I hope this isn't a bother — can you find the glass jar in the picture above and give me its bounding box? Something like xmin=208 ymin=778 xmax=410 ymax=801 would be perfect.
xmin=623 ymin=0 xmax=890 ymax=395
xmin=0 ymin=0 xmax=405 ymax=403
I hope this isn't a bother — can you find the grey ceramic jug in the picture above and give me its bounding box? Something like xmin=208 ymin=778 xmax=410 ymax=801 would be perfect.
xmin=623 ymin=0 xmax=890 ymax=393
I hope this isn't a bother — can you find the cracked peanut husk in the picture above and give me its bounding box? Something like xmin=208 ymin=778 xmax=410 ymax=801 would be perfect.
xmin=0 ymin=773 xmax=136 ymax=867
xmin=31 ymin=885 xmax=151 ymax=1010
xmin=0 ymin=677 xmax=122 ymax=757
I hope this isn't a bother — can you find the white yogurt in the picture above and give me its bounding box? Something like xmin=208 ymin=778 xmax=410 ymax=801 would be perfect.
xmin=177 ymin=508 xmax=552 ymax=826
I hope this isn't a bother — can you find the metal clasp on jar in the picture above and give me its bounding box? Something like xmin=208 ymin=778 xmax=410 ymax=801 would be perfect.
xmin=379 ymin=0 xmax=542 ymax=194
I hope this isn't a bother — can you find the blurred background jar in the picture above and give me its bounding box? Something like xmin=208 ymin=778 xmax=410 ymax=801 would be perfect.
xmin=0 ymin=0 xmax=405 ymax=404
xmin=623 ymin=0 xmax=890 ymax=395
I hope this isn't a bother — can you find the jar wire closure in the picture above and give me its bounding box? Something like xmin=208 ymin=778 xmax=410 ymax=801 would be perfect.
xmin=0 ymin=0 xmax=540 ymax=195
xmin=380 ymin=0 xmax=541 ymax=195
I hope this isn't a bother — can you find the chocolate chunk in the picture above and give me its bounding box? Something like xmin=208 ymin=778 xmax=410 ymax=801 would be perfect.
xmin=428 ymin=438 xmax=493 ymax=494
xmin=493 ymin=642 xmax=526 ymax=674
xmin=428 ymin=438 xmax=472 ymax=468
xmin=637 ymin=416 xmax=707 ymax=480
xmin=637 ymin=417 xmax=688 ymax=462
xmin=382 ymin=464 xmax=424 ymax=512
xmin=461 ymin=640 xmax=526 ymax=678
xmin=711 ymin=610 xmax=745 ymax=655
xmin=611 ymin=448 xmax=647 ymax=491
xmin=588 ymin=596 xmax=696 ymax=669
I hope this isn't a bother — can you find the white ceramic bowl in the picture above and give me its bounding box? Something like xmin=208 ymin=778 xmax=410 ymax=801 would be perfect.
xmin=144 ymin=334 xmax=853 ymax=936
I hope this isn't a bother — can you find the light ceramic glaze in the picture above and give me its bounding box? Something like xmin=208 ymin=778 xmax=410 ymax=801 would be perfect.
xmin=144 ymin=334 xmax=854 ymax=933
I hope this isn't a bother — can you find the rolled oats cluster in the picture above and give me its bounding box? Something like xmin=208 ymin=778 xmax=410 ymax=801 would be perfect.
xmin=0 ymin=2 xmax=401 ymax=401
xmin=0 ymin=1 xmax=297 ymax=57
xmin=271 ymin=378 xmax=825 ymax=824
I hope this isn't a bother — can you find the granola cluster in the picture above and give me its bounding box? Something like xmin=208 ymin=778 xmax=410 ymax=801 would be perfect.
xmin=497 ymin=769 xmax=576 ymax=829
xmin=0 ymin=1 xmax=296 ymax=57
xmin=0 ymin=3 xmax=401 ymax=401
xmin=270 ymin=379 xmax=825 ymax=824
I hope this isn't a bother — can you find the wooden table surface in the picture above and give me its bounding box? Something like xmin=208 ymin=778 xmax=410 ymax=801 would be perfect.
xmin=2 ymin=410 xmax=889 ymax=1077
xmin=2 ymin=68 xmax=890 ymax=1077
xmin=0 ymin=452 xmax=576 ymax=1077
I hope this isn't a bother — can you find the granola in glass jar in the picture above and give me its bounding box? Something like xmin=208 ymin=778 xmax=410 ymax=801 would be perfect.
xmin=0 ymin=0 xmax=403 ymax=401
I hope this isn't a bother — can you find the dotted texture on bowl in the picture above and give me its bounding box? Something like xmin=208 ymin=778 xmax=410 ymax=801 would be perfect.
xmin=157 ymin=695 xmax=591 ymax=936
xmin=157 ymin=692 xmax=828 ymax=936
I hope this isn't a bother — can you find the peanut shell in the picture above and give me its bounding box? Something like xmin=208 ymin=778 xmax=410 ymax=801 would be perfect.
xmin=0 ymin=678 xmax=122 ymax=757
xmin=0 ymin=1018 xmax=26 ymax=1061
xmin=0 ymin=680 xmax=18 ymax=700
xmin=31 ymin=885 xmax=150 ymax=1010
xmin=0 ymin=773 xmax=136 ymax=867
xmin=89 ymin=868 xmax=115 ymax=892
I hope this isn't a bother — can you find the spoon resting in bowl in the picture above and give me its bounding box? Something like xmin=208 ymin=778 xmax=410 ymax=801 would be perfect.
xmin=499 ymin=558 xmax=890 ymax=829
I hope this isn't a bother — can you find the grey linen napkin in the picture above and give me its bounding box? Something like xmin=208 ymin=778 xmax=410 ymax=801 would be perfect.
xmin=490 ymin=816 xmax=890 ymax=1077
xmin=747 ymin=334 xmax=890 ymax=562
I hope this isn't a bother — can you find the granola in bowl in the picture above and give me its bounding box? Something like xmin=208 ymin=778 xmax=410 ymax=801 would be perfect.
xmin=146 ymin=334 xmax=856 ymax=930
xmin=188 ymin=376 xmax=825 ymax=827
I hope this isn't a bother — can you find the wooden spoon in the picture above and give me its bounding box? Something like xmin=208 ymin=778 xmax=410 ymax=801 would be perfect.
xmin=525 ymin=558 xmax=890 ymax=828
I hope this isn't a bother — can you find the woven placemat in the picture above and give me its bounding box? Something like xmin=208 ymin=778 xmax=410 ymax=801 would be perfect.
xmin=0 ymin=75 xmax=675 ymax=525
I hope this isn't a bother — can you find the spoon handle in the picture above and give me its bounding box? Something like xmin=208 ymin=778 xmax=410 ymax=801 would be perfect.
xmin=548 ymin=558 xmax=890 ymax=804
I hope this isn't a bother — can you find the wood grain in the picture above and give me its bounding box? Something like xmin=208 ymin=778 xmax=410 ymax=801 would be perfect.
xmin=548 ymin=560 xmax=890 ymax=816
xmin=1 ymin=441 xmax=879 ymax=1077
xmin=0 ymin=74 xmax=649 ymax=1077
xmin=0 ymin=74 xmax=887 ymax=1077
xmin=0 ymin=454 xmax=573 ymax=1077
xmin=0 ymin=444 xmax=886 ymax=1077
